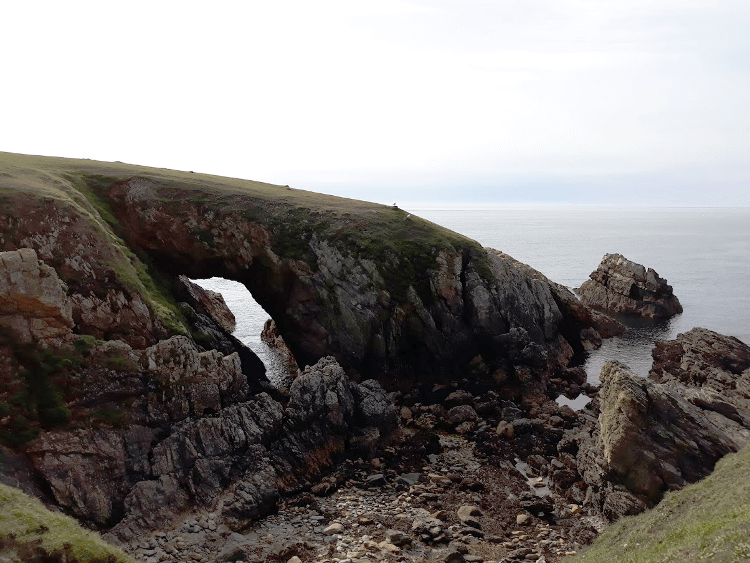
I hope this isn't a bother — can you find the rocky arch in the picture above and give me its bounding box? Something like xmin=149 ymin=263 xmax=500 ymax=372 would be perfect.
xmin=102 ymin=177 xmax=599 ymax=386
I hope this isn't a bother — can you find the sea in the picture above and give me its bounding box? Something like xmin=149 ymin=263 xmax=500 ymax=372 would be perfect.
xmin=193 ymin=206 xmax=750 ymax=400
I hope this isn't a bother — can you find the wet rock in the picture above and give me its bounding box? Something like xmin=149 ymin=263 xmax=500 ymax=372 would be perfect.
xmin=261 ymin=318 xmax=300 ymax=379
xmin=578 ymin=253 xmax=682 ymax=318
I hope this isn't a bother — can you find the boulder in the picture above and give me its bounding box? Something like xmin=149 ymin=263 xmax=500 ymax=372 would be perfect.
xmin=578 ymin=253 xmax=682 ymax=318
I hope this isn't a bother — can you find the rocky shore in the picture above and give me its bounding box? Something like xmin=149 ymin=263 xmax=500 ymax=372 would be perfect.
xmin=2 ymin=152 xmax=749 ymax=563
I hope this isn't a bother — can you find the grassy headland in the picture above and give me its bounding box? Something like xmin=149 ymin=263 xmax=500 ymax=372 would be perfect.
xmin=0 ymin=151 xmax=486 ymax=306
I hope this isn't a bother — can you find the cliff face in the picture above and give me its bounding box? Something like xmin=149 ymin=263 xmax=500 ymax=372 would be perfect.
xmin=1 ymin=152 xmax=607 ymax=388
xmin=105 ymin=175 xmax=602 ymax=385
xmin=0 ymin=151 xmax=611 ymax=537
xmin=0 ymin=248 xmax=73 ymax=346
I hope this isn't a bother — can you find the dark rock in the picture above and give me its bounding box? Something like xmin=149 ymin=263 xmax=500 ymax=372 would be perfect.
xmin=448 ymin=405 xmax=479 ymax=425
xmin=365 ymin=473 xmax=387 ymax=487
xmin=261 ymin=318 xmax=300 ymax=379
xmin=24 ymin=355 xmax=397 ymax=539
xmin=518 ymin=492 xmax=553 ymax=515
xmin=578 ymin=253 xmax=682 ymax=318
xmin=650 ymin=328 xmax=750 ymax=430
xmin=445 ymin=390 xmax=475 ymax=408
xmin=177 ymin=275 xmax=236 ymax=333
xmin=396 ymin=472 xmax=422 ymax=486
xmin=501 ymin=406 xmax=523 ymax=421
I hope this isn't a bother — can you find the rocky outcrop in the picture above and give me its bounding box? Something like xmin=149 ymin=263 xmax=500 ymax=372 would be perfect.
xmin=650 ymin=328 xmax=750 ymax=441
xmin=174 ymin=275 xmax=265 ymax=383
xmin=0 ymin=248 xmax=73 ymax=346
xmin=23 ymin=352 xmax=397 ymax=539
xmin=2 ymin=155 xmax=621 ymax=393
xmin=103 ymin=176 xmax=613 ymax=386
xmin=490 ymin=250 xmax=625 ymax=352
xmin=176 ymin=275 xmax=235 ymax=333
xmin=578 ymin=253 xmax=682 ymax=318
xmin=261 ymin=318 xmax=300 ymax=378
xmin=558 ymin=359 xmax=746 ymax=521
xmin=0 ymin=192 xmax=169 ymax=348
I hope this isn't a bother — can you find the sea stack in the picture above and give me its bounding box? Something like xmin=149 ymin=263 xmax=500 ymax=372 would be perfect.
xmin=578 ymin=253 xmax=682 ymax=318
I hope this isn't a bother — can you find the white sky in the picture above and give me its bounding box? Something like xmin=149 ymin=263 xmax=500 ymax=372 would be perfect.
xmin=2 ymin=0 xmax=748 ymax=206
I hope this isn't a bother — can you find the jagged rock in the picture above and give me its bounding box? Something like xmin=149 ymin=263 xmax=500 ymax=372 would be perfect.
xmin=650 ymin=328 xmax=750 ymax=417
xmin=20 ymin=353 xmax=397 ymax=539
xmin=261 ymin=318 xmax=300 ymax=378
xmin=141 ymin=335 xmax=251 ymax=410
xmin=565 ymin=360 xmax=741 ymax=521
xmin=177 ymin=275 xmax=236 ymax=333
xmin=175 ymin=278 xmax=266 ymax=384
xmin=578 ymin=253 xmax=682 ymax=318
xmin=0 ymin=248 xmax=73 ymax=345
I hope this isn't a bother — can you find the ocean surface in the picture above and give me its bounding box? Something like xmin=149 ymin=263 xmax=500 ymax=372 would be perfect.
xmin=194 ymin=206 xmax=750 ymax=392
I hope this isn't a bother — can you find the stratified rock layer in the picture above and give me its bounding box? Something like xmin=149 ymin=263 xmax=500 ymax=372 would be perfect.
xmin=558 ymin=330 xmax=750 ymax=521
xmin=650 ymin=327 xmax=750 ymax=440
xmin=578 ymin=253 xmax=682 ymax=318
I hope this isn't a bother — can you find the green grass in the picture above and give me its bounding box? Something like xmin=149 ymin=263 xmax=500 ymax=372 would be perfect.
xmin=0 ymin=155 xmax=189 ymax=335
xmin=0 ymin=483 xmax=136 ymax=562
xmin=568 ymin=444 xmax=750 ymax=563
xmin=0 ymin=150 xmax=489 ymax=307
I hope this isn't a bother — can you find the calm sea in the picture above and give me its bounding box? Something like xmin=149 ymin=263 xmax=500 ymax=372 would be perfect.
xmin=194 ymin=206 xmax=750 ymax=389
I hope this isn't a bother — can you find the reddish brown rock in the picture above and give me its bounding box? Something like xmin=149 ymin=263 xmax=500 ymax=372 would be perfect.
xmin=0 ymin=248 xmax=73 ymax=346
xmin=177 ymin=275 xmax=236 ymax=333
xmin=650 ymin=327 xmax=750 ymax=437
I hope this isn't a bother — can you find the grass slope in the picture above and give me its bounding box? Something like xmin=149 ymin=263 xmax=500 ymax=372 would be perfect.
xmin=0 ymin=150 xmax=487 ymax=303
xmin=569 ymin=444 xmax=750 ymax=563
xmin=0 ymin=482 xmax=136 ymax=562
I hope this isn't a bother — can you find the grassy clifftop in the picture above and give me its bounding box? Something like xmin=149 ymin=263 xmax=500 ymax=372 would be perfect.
xmin=0 ymin=482 xmax=136 ymax=562
xmin=0 ymin=151 xmax=486 ymax=305
xmin=569 ymin=444 xmax=750 ymax=563
xmin=0 ymin=151 xmax=479 ymax=258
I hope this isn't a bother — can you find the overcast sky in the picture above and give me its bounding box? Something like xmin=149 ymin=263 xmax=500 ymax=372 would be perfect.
xmin=2 ymin=1 xmax=748 ymax=206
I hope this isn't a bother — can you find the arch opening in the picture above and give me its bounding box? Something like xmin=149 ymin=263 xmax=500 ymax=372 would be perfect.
xmin=190 ymin=277 xmax=298 ymax=387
